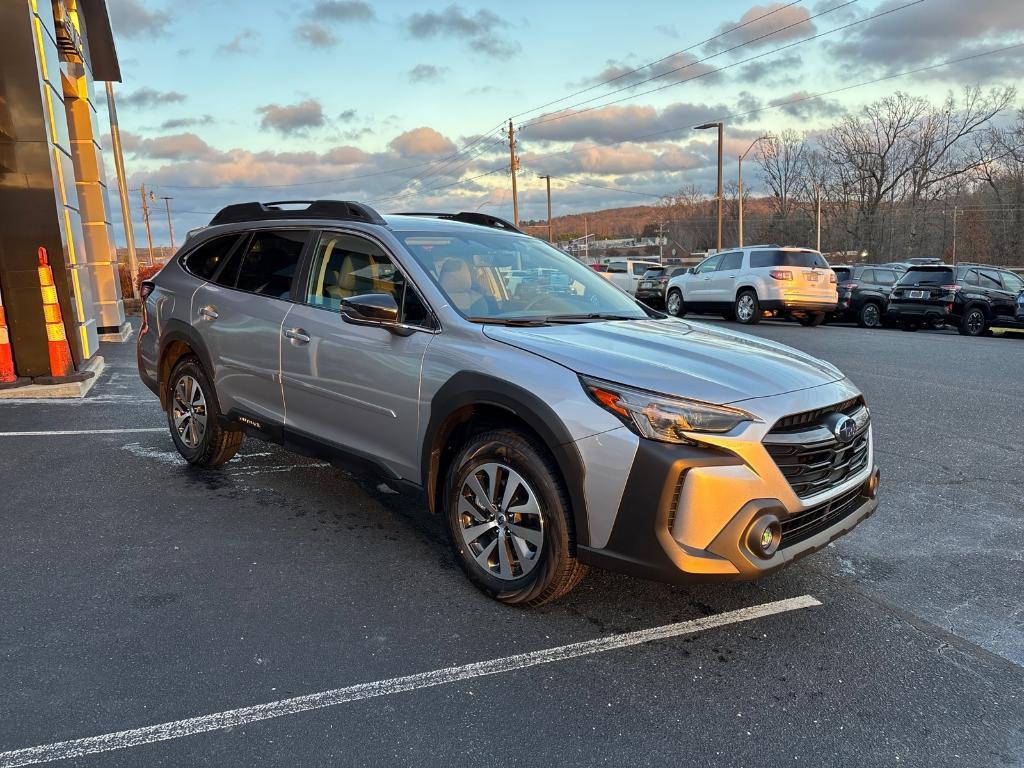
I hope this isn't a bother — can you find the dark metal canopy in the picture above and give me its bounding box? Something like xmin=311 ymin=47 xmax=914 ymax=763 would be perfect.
xmin=78 ymin=0 xmax=121 ymax=82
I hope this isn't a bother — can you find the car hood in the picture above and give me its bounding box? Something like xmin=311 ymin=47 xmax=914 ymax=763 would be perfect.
xmin=483 ymin=318 xmax=845 ymax=404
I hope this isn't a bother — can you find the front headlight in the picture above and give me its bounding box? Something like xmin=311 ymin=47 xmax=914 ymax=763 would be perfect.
xmin=581 ymin=376 xmax=755 ymax=444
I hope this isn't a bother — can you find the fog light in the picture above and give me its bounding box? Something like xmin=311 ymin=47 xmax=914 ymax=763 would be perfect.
xmin=747 ymin=515 xmax=782 ymax=558
xmin=865 ymin=468 xmax=880 ymax=499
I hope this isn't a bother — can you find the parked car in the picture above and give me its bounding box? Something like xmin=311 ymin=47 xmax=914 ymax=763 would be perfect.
xmin=602 ymin=258 xmax=662 ymax=295
xmin=1017 ymin=285 xmax=1024 ymax=321
xmin=887 ymin=263 xmax=1024 ymax=336
xmin=666 ymin=246 xmax=838 ymax=325
xmin=138 ymin=201 xmax=878 ymax=606
xmin=635 ymin=265 xmax=688 ymax=308
xmin=831 ymin=264 xmax=906 ymax=328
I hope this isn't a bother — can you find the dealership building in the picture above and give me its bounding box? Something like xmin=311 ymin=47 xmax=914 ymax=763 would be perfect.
xmin=0 ymin=0 xmax=130 ymax=383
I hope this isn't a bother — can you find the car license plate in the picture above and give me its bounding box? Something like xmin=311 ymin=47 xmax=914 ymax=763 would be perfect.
xmin=909 ymin=290 xmax=926 ymax=298
xmin=806 ymin=273 xmax=818 ymax=282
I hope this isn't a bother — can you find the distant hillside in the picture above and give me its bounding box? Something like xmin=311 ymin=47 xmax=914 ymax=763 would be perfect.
xmin=520 ymin=205 xmax=664 ymax=241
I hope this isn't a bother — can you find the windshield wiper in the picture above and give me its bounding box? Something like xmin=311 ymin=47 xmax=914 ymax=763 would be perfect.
xmin=466 ymin=316 xmax=550 ymax=326
xmin=542 ymin=313 xmax=643 ymax=323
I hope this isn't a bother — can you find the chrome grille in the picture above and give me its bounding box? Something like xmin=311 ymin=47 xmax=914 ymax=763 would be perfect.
xmin=764 ymin=404 xmax=870 ymax=499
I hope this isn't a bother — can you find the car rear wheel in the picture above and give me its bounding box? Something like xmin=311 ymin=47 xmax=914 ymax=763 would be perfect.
xmin=166 ymin=357 xmax=242 ymax=467
xmin=735 ymin=290 xmax=760 ymax=324
xmin=666 ymin=289 xmax=685 ymax=317
xmin=958 ymin=308 xmax=987 ymax=337
xmin=857 ymin=302 xmax=883 ymax=329
xmin=798 ymin=312 xmax=826 ymax=327
xmin=445 ymin=428 xmax=586 ymax=606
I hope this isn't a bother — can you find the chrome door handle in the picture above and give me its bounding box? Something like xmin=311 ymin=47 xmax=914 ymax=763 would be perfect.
xmin=702 ymin=276 xmax=711 ymax=281
xmin=199 ymin=306 xmax=219 ymax=320
xmin=284 ymin=327 xmax=311 ymax=344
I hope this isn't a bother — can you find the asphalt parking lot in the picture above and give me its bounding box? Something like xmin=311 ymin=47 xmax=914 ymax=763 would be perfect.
xmin=1 ymin=319 xmax=1021 ymax=767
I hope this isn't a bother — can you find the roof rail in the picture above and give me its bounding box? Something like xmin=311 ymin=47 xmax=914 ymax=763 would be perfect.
xmin=393 ymin=211 xmax=523 ymax=233
xmin=209 ymin=200 xmax=387 ymax=226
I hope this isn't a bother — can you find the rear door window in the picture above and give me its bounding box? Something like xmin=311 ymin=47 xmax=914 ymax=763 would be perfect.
xmin=749 ymin=249 xmax=828 ymax=269
xmin=182 ymin=234 xmax=243 ymax=280
xmin=977 ymin=270 xmax=1002 ymax=289
xmin=717 ymin=252 xmax=742 ymax=271
xmin=875 ymin=269 xmax=897 ymax=285
xmin=859 ymin=269 xmax=876 ymax=283
xmin=232 ymin=230 xmax=309 ymax=299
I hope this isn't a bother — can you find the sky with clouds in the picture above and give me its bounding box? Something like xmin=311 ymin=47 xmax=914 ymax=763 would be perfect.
xmin=100 ymin=0 xmax=1024 ymax=244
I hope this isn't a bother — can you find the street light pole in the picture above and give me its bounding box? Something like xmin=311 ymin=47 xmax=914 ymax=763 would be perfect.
xmin=160 ymin=196 xmax=175 ymax=251
xmin=694 ymin=122 xmax=723 ymax=252
xmin=540 ymin=174 xmax=553 ymax=242
xmin=737 ymin=134 xmax=772 ymax=248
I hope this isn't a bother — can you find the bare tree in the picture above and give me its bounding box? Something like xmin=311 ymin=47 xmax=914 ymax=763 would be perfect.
xmin=756 ymin=129 xmax=810 ymax=244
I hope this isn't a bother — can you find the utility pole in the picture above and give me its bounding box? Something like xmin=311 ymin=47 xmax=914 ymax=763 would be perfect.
xmin=539 ymin=174 xmax=552 ymax=242
xmin=507 ymin=119 xmax=520 ymax=228
xmin=951 ymin=205 xmax=958 ymax=268
xmin=694 ymin=122 xmax=724 ymax=251
xmin=815 ymin=189 xmax=822 ymax=252
xmin=584 ymin=215 xmax=589 ymax=261
xmin=139 ymin=184 xmax=155 ymax=265
xmin=658 ymin=221 xmax=666 ymax=263
xmin=104 ymin=82 xmax=139 ymax=299
xmin=160 ymin=196 xmax=176 ymax=250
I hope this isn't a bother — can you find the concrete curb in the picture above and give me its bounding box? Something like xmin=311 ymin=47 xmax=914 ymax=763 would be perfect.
xmin=0 ymin=356 xmax=106 ymax=400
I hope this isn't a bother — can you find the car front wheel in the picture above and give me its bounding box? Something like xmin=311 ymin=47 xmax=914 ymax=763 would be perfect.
xmin=735 ymin=291 xmax=761 ymax=324
xmin=166 ymin=357 xmax=242 ymax=467
xmin=445 ymin=429 xmax=586 ymax=606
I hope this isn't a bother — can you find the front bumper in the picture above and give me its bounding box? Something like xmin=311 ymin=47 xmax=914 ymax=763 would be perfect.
xmin=635 ymin=288 xmax=666 ymax=306
xmin=577 ymin=381 xmax=877 ymax=583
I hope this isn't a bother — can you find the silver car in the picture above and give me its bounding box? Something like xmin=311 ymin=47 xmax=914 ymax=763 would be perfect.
xmin=138 ymin=201 xmax=879 ymax=606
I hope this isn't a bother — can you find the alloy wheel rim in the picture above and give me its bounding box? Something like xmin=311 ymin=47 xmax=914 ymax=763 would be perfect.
xmin=172 ymin=375 xmax=208 ymax=448
xmin=967 ymin=311 xmax=983 ymax=334
xmin=737 ymin=295 xmax=754 ymax=321
xmin=667 ymin=293 xmax=680 ymax=314
xmin=458 ymin=462 xmax=544 ymax=581
xmin=864 ymin=304 xmax=880 ymax=326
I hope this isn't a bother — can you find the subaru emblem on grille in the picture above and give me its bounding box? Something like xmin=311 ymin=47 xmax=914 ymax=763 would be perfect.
xmin=834 ymin=416 xmax=858 ymax=444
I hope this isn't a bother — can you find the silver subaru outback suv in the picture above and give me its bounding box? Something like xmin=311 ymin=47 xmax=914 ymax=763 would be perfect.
xmin=138 ymin=200 xmax=879 ymax=606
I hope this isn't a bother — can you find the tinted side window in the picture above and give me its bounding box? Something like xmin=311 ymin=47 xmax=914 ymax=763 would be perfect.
xmin=876 ymin=269 xmax=897 ymax=285
xmin=718 ymin=252 xmax=742 ymax=271
xmin=978 ymin=270 xmax=1002 ymax=289
xmin=695 ymin=255 xmax=721 ymax=274
xmin=305 ymin=232 xmax=432 ymax=327
xmin=860 ymin=269 xmax=876 ymax=283
xmin=182 ymin=234 xmax=242 ymax=280
xmin=233 ymin=230 xmax=308 ymax=298
xmin=750 ymin=249 xmax=828 ymax=269
xmin=962 ymin=270 xmax=980 ymax=286
xmin=631 ymin=263 xmax=650 ymax=275
xmin=606 ymin=261 xmax=626 ymax=273
xmin=1001 ymin=271 xmax=1023 ymax=292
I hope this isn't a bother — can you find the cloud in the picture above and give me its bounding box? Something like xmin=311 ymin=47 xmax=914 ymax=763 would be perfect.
xmin=655 ymin=24 xmax=679 ymax=38
xmin=705 ymin=3 xmax=817 ymax=53
xmin=294 ymin=22 xmax=338 ymax=48
xmin=338 ymin=109 xmax=358 ymax=121
xmin=734 ymin=52 xmax=803 ymax=85
xmin=405 ymin=5 xmax=520 ymax=58
xmin=159 ymin=115 xmax=214 ymax=130
xmin=826 ymin=0 xmax=1024 ymax=81
xmin=580 ymin=52 xmax=722 ymax=91
xmin=525 ymin=142 xmax=705 ymax=177
xmin=218 ymin=29 xmax=261 ymax=55
xmin=389 ymin=127 xmax=458 ymax=157
xmin=107 ymin=0 xmax=171 ymax=38
xmin=120 ymin=132 xmax=219 ymax=161
xmin=119 ymin=88 xmax=186 ymax=108
xmin=409 ymin=64 xmax=448 ymax=83
xmin=311 ymin=0 xmax=375 ymax=22
xmin=524 ymin=101 xmax=730 ymax=144
xmin=256 ymin=99 xmax=325 ymax=135
xmin=768 ymin=92 xmax=845 ymax=120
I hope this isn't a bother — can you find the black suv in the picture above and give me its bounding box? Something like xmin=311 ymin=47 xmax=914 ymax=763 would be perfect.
xmin=832 ymin=264 xmax=905 ymax=328
xmin=887 ymin=264 xmax=1024 ymax=336
xmin=635 ymin=265 xmax=687 ymax=308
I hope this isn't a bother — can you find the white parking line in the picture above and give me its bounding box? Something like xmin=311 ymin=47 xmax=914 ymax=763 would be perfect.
xmin=0 ymin=428 xmax=166 ymax=437
xmin=0 ymin=595 xmax=819 ymax=767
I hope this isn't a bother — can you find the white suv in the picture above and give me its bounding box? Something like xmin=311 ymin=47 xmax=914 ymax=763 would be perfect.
xmin=666 ymin=246 xmax=838 ymax=326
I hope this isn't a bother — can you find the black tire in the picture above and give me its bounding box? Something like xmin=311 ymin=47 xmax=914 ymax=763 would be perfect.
xmin=734 ymin=290 xmax=761 ymax=324
xmin=666 ymin=288 xmax=685 ymax=317
xmin=445 ymin=428 xmax=587 ymax=607
xmin=900 ymin=321 xmax=919 ymax=332
xmin=166 ymin=357 xmax=242 ymax=467
xmin=857 ymin=302 xmax=883 ymax=329
xmin=798 ymin=312 xmax=826 ymax=327
xmin=958 ymin=307 xmax=987 ymax=337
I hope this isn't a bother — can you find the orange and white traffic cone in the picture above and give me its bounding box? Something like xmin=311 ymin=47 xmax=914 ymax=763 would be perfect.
xmin=33 ymin=246 xmax=93 ymax=385
xmin=0 ymin=278 xmax=29 ymax=389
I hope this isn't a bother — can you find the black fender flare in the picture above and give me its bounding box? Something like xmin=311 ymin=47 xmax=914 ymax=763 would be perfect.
xmin=421 ymin=371 xmax=591 ymax=547
xmin=157 ymin=320 xmax=219 ymax=410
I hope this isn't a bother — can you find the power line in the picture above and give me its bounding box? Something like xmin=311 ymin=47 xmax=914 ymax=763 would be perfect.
xmin=508 ymin=1 xmax=807 ymax=122
xmin=521 ymin=0 xmax=920 ymax=131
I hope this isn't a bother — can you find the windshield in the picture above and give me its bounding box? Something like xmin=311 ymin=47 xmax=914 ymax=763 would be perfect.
xmin=396 ymin=230 xmax=649 ymax=322
xmin=898 ymin=267 xmax=954 ymax=286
